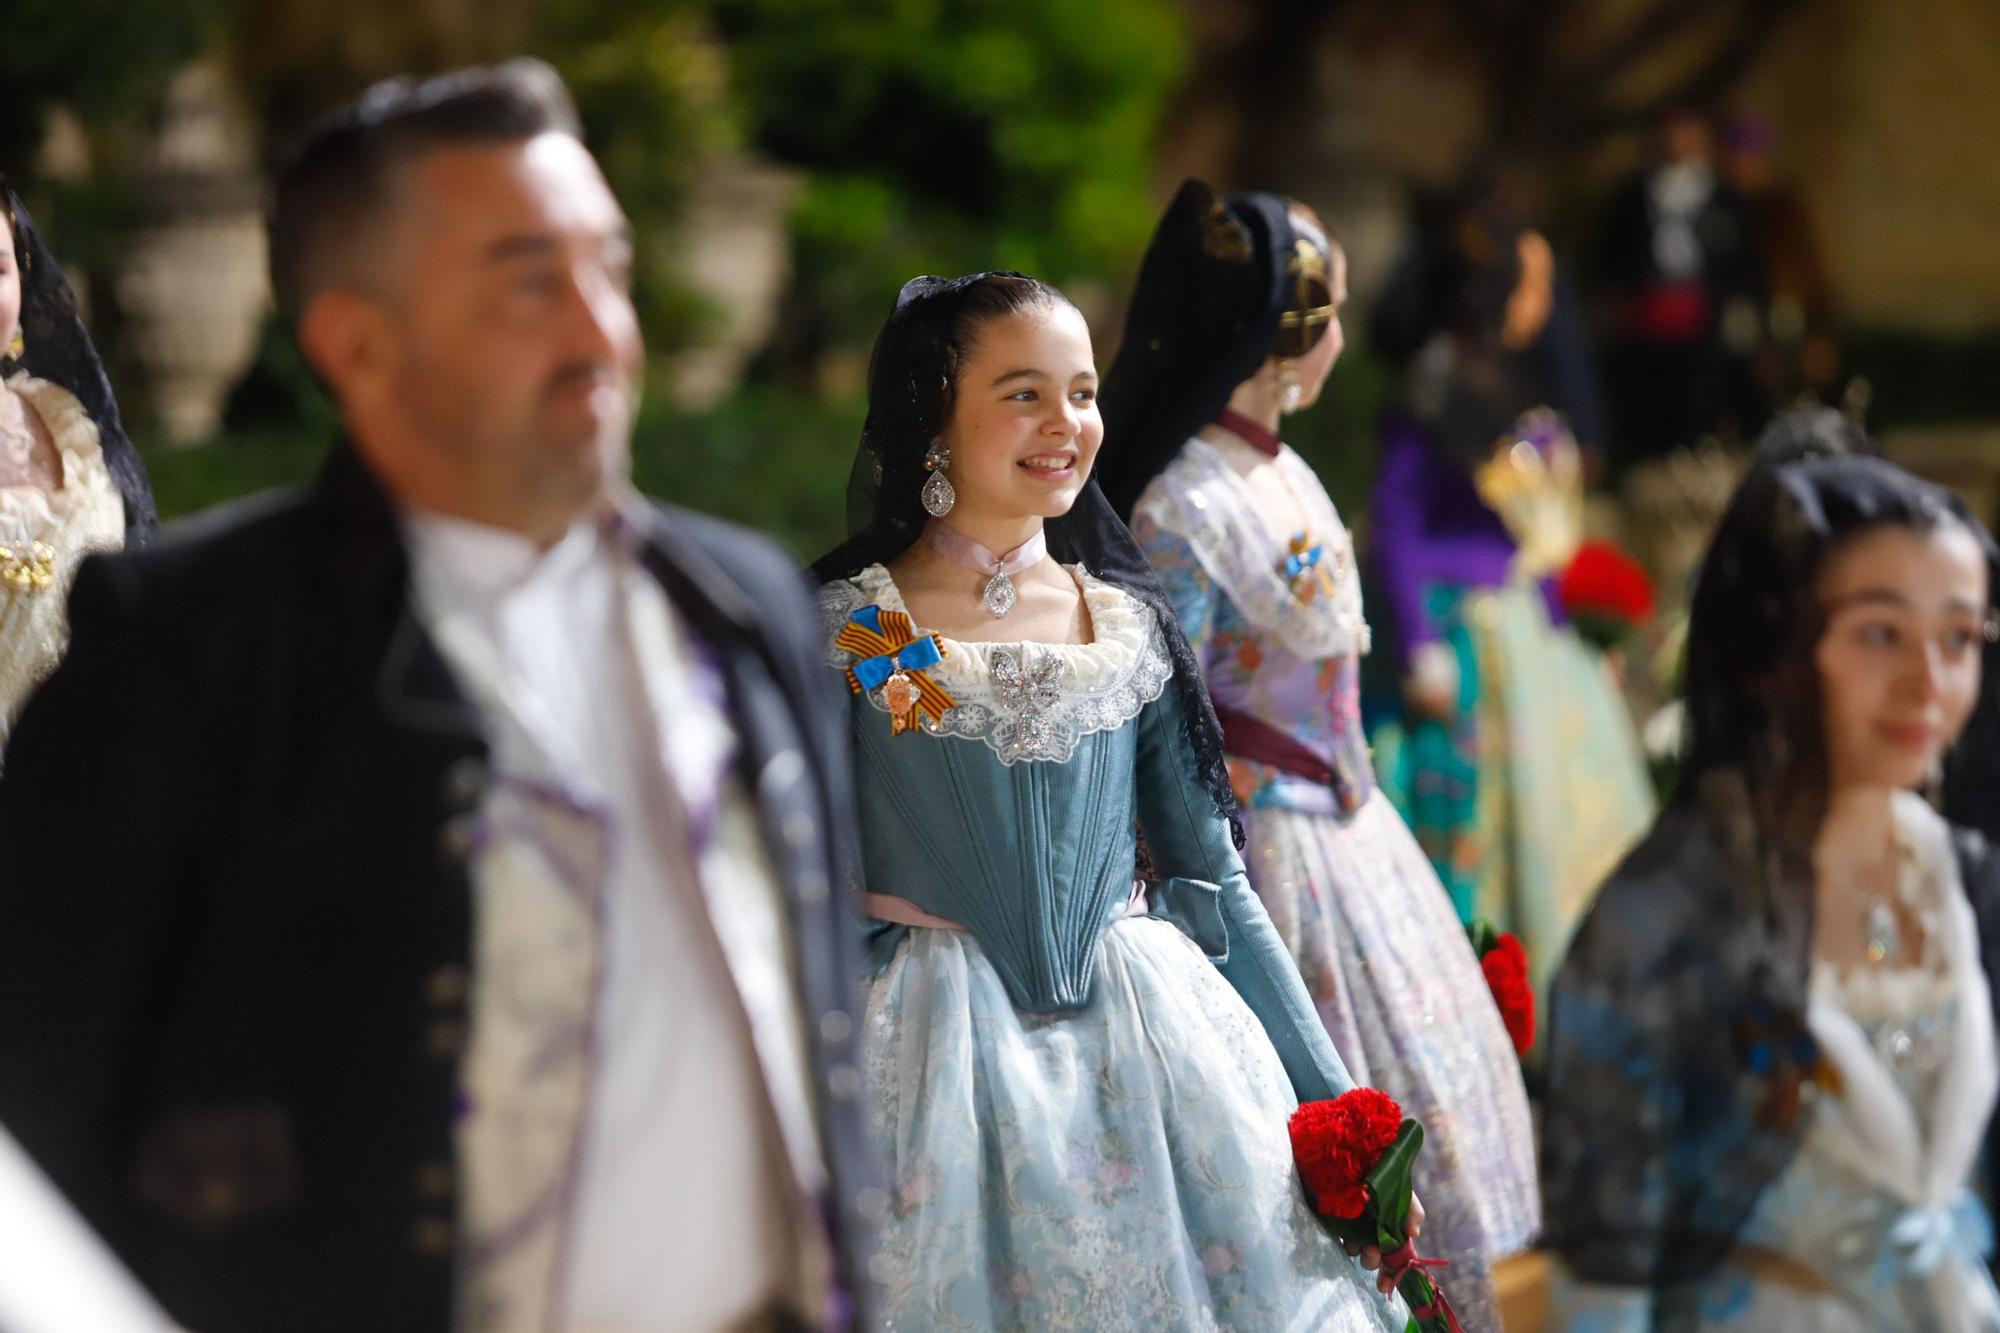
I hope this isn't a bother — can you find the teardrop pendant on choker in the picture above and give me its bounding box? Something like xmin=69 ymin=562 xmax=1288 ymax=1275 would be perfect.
xmin=920 ymin=522 xmax=1048 ymax=618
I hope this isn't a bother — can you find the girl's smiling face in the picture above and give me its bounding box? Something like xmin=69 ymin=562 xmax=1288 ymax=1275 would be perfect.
xmin=935 ymin=301 xmax=1102 ymax=526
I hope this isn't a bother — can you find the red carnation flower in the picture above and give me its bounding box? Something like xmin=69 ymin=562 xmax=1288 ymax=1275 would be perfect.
xmin=1288 ymin=1088 xmax=1406 ymax=1220
xmin=1479 ymin=933 xmax=1536 ymax=1054
xmin=1559 ymin=541 xmax=1656 ymax=654
xmin=1341 ymin=1087 xmax=1404 ymax=1158
xmin=1288 ymin=1089 xmax=1463 ymax=1331
xmin=1559 ymin=540 xmax=1655 ymax=622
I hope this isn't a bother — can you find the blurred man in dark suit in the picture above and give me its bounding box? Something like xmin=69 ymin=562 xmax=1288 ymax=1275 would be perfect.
xmin=0 ymin=60 xmax=880 ymax=1333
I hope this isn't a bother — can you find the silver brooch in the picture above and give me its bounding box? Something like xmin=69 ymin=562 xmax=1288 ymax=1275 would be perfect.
xmin=991 ymin=648 xmax=1064 ymax=762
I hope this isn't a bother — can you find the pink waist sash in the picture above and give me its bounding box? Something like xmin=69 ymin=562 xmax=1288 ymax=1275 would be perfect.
xmin=864 ymin=882 xmax=1150 ymax=932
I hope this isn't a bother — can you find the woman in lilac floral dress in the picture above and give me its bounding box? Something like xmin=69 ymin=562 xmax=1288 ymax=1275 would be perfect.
xmin=1102 ymin=181 xmax=1539 ymax=1330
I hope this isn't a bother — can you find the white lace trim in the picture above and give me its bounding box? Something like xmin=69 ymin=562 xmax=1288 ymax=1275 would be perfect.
xmin=1 ymin=373 xmax=115 ymax=540
xmin=1826 ymin=966 xmax=1958 ymax=1028
xmin=1 ymin=374 xmax=124 ymax=730
xmin=1132 ymin=436 xmax=1369 ymax=663
xmin=816 ymin=563 xmax=1174 ymax=764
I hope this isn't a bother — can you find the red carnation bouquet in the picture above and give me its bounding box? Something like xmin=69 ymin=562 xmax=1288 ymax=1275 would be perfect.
xmin=1557 ymin=539 xmax=1655 ymax=653
xmin=1289 ymin=1089 xmax=1462 ymax=1332
xmin=1468 ymin=920 xmax=1535 ymax=1056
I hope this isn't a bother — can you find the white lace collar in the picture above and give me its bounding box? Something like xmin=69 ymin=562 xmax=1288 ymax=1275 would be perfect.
xmin=1803 ymin=791 xmax=1996 ymax=1215
xmin=818 ymin=563 xmax=1173 ymax=764
xmin=2 ymin=373 xmax=112 ymax=537
xmin=1131 ymin=435 xmax=1369 ymax=663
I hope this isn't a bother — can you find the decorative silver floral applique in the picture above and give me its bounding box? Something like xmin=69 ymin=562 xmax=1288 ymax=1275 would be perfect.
xmin=991 ymin=648 xmax=1066 ymax=763
xmin=1135 ymin=440 xmax=1371 ymax=663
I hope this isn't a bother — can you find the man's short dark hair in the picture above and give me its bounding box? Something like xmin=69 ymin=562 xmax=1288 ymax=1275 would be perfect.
xmin=269 ymin=58 xmax=582 ymax=318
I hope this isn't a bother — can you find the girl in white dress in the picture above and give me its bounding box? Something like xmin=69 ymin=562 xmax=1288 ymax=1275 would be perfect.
xmin=1543 ymin=432 xmax=2000 ymax=1330
xmin=0 ymin=180 xmax=155 ymax=739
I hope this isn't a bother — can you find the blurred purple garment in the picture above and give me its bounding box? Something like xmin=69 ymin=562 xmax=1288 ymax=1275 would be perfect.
xmin=1367 ymin=414 xmax=1523 ymax=671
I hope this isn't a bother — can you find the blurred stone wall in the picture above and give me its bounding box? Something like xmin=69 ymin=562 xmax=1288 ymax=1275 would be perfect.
xmin=1734 ymin=0 xmax=2000 ymax=334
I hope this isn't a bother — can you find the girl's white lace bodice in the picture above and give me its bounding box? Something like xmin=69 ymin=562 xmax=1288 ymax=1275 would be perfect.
xmin=0 ymin=373 xmax=125 ymax=738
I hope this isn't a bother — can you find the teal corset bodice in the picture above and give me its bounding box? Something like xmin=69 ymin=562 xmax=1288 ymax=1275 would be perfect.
xmin=853 ymin=691 xmax=1151 ymax=1010
xmin=821 ymin=564 xmax=1357 ymax=1105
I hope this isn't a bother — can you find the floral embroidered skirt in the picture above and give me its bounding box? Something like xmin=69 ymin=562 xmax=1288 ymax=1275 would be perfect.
xmin=863 ymin=916 xmax=1407 ymax=1332
xmin=1241 ymin=792 xmax=1543 ymax=1333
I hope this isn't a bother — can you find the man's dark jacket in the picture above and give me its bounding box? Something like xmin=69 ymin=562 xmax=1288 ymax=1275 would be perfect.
xmin=0 ymin=446 xmax=881 ymax=1331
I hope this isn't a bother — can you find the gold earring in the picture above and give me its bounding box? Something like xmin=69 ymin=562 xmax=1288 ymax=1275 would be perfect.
xmin=4 ymin=328 xmax=21 ymax=361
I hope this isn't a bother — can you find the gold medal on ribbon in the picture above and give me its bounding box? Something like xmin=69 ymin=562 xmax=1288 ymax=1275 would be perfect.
xmin=881 ymin=669 xmax=917 ymax=722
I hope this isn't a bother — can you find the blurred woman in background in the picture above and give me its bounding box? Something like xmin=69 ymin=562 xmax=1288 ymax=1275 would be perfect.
xmin=1101 ymin=180 xmax=1538 ymax=1331
xmin=1364 ymin=186 xmax=1653 ymax=982
xmin=1543 ymin=444 xmax=2000 ymax=1329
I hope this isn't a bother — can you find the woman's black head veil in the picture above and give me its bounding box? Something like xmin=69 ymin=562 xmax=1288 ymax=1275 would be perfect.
xmin=812 ymin=271 xmax=1244 ymax=842
xmin=1096 ymin=179 xmax=1296 ymax=521
xmin=2 ymin=179 xmax=156 ymax=540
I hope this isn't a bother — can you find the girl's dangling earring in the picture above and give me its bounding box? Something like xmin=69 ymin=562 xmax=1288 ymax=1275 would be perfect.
xmin=1278 ymin=358 xmax=1302 ymax=414
xmin=921 ymin=439 xmax=956 ymax=517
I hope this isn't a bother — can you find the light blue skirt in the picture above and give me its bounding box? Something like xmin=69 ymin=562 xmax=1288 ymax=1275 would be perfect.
xmin=863 ymin=915 xmax=1408 ymax=1332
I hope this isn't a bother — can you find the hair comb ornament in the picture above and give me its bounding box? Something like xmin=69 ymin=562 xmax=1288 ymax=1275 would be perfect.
xmin=1278 ymin=238 xmax=1337 ymax=334
xmin=1288 ymin=237 xmax=1328 ymax=283
xmin=1201 ymin=197 xmax=1254 ymax=264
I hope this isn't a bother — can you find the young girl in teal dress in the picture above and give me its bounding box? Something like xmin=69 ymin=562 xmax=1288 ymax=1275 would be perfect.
xmin=813 ymin=273 xmax=1411 ymax=1330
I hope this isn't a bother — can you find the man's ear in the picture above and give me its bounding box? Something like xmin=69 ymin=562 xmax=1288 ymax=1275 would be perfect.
xmin=297 ymin=290 xmax=396 ymax=410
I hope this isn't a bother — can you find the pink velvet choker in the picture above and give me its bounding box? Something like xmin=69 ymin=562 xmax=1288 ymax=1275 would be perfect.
xmin=920 ymin=522 xmax=1048 ymax=618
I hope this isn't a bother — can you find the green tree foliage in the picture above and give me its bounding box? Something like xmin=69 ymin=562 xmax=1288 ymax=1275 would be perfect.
xmin=716 ymin=0 xmax=1185 ymax=349
xmin=0 ymin=0 xmax=217 ymax=178
xmin=127 ymin=0 xmax=1196 ymax=550
xmin=535 ymin=0 xmax=744 ymax=355
xmin=152 ymin=385 xmax=862 ymax=560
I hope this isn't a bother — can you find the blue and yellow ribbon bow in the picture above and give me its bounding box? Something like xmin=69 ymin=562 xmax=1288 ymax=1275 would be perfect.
xmin=837 ymin=605 xmax=956 ymax=736
xmin=1282 ymin=532 xmax=1335 ymax=602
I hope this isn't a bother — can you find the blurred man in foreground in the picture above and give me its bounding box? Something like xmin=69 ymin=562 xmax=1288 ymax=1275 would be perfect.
xmin=0 ymin=60 xmax=879 ymax=1333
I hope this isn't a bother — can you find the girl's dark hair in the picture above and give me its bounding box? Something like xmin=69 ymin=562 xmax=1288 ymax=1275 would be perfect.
xmin=1681 ymin=441 xmax=1998 ymax=960
xmin=815 ymin=272 xmax=1071 ymax=572
xmin=814 ymin=271 xmax=1244 ymax=841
